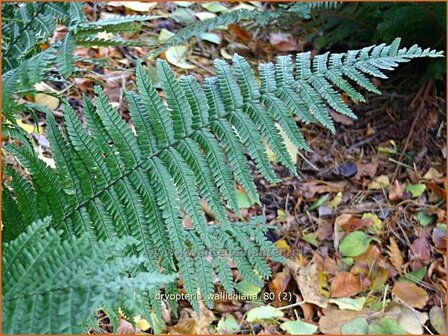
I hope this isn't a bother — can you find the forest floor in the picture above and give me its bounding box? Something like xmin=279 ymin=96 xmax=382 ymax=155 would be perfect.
xmin=15 ymin=2 xmax=446 ymax=334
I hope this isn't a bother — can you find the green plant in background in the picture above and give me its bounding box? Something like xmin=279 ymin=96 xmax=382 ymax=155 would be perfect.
xmin=308 ymin=2 xmax=446 ymax=81
xmin=3 ymin=31 xmax=443 ymax=332
xmin=2 ymin=217 xmax=176 ymax=334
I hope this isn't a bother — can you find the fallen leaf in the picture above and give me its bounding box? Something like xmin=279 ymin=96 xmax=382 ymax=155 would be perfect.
xmin=170 ymin=8 xmax=196 ymax=24
xmin=269 ymin=33 xmax=301 ymax=52
xmin=274 ymin=239 xmax=291 ymax=255
xmin=327 ymin=192 xmax=342 ymax=208
xmin=368 ymin=317 xmax=407 ymax=334
xmin=176 ymin=1 xmax=193 ymax=7
xmin=329 ymin=110 xmax=355 ymax=125
xmin=317 ymin=270 xmax=331 ymax=298
xmin=199 ymin=32 xmax=221 ymax=44
xmin=319 ymin=305 xmax=371 ymax=334
xmin=195 ymin=11 xmax=216 ymax=21
xmin=432 ymin=223 xmax=446 ymax=250
xmin=121 ymin=1 xmax=157 ymax=12
xmin=385 ymin=304 xmax=428 ymax=335
xmin=165 ymin=46 xmax=195 ymax=69
xmin=406 ymin=183 xmax=426 ymax=198
xmin=35 ymin=93 xmax=60 ymax=110
xmin=341 ymin=317 xmax=369 ymax=334
xmin=387 ymin=237 xmax=404 ymax=273
xmin=268 ymin=268 xmax=291 ymax=307
xmin=169 ymin=319 xmax=196 ymax=334
xmin=362 ymin=213 xmax=382 ymax=233
xmin=158 ymin=28 xmax=175 ymax=44
xmin=330 ymin=297 xmax=366 ymax=311
xmin=414 ymin=211 xmax=434 ymax=226
xmin=280 ymin=320 xmax=318 ymax=334
xmin=235 ymin=189 xmax=256 ymax=209
xmin=201 ymin=2 xmax=229 ymax=13
xmin=410 ymin=236 xmax=430 ymax=262
xmin=354 ymin=161 xmax=379 ymax=180
xmin=216 ymin=314 xmax=240 ymax=334
xmin=288 ymin=261 xmax=328 ymax=308
xmin=398 ymin=266 xmax=427 ymax=284
xmin=228 ymin=24 xmax=251 ymax=42
xmin=339 ymin=231 xmax=371 ymax=257
xmin=246 ymin=306 xmax=283 ymax=323
xmin=300 ymin=181 xmax=347 ymax=199
xmin=392 ymin=281 xmax=429 ymax=309
xmin=116 ymin=319 xmax=136 ymax=334
xmin=423 ymin=167 xmax=443 ymax=180
xmin=429 ymin=306 xmax=446 ymax=334
xmin=351 ymin=245 xmax=388 ymax=291
xmin=368 ymin=175 xmax=390 ymax=190
xmin=16 ymin=119 xmax=41 ymax=134
xmin=340 ymin=215 xmax=372 ymax=232
xmin=330 ymin=272 xmax=362 ymax=298
xmin=133 ymin=315 xmax=150 ymax=331
xmin=235 ymin=280 xmax=261 ymax=297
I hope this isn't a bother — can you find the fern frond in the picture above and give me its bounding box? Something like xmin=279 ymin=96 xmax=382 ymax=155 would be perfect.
xmin=4 ymin=40 xmax=442 ymax=312
xmin=2 ymin=217 xmax=176 ymax=334
xmin=57 ymin=33 xmax=76 ymax=76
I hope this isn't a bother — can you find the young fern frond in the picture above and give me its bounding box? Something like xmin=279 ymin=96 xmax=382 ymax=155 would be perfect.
xmin=2 ymin=217 xmax=176 ymax=334
xmin=4 ymin=39 xmax=443 ymax=313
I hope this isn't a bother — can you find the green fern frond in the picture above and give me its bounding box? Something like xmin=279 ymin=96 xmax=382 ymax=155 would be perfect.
xmin=2 ymin=217 xmax=176 ymax=334
xmin=4 ymin=40 xmax=443 ymax=313
xmin=2 ymin=3 xmax=159 ymax=124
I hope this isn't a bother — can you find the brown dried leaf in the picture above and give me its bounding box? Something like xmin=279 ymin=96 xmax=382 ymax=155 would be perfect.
xmin=354 ymin=161 xmax=379 ymax=180
xmin=388 ymin=237 xmax=404 ymax=273
xmin=340 ymin=216 xmax=372 ymax=232
xmin=169 ymin=319 xmax=196 ymax=334
xmin=392 ymin=281 xmax=429 ymax=309
xmin=116 ymin=319 xmax=136 ymax=334
xmin=300 ymin=181 xmax=348 ymax=199
xmin=269 ymin=32 xmax=300 ymax=52
xmin=410 ymin=236 xmax=430 ymax=262
xmin=329 ymin=110 xmax=354 ymax=125
xmin=330 ymin=272 xmax=362 ymax=298
xmin=288 ymin=261 xmax=328 ymax=308
xmin=352 ymin=245 xmax=388 ymax=291
xmin=319 ymin=305 xmax=371 ymax=334
xmin=228 ymin=24 xmax=251 ymax=42
xmin=268 ymin=268 xmax=291 ymax=307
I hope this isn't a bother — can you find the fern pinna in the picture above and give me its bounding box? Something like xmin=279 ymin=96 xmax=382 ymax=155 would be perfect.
xmin=2 ymin=217 xmax=176 ymax=334
xmin=3 ymin=39 xmax=442 ymax=316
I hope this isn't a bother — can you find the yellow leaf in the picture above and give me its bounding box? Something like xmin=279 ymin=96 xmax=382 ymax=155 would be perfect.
xmin=16 ymin=119 xmax=38 ymax=134
xmin=165 ymin=46 xmax=195 ymax=69
xmin=368 ymin=175 xmax=390 ymax=190
xmin=362 ymin=213 xmax=382 ymax=233
xmin=274 ymin=239 xmax=291 ymax=254
xmin=35 ymin=93 xmax=60 ymax=111
xmin=133 ymin=315 xmax=151 ymax=331
xmin=327 ymin=192 xmax=342 ymax=209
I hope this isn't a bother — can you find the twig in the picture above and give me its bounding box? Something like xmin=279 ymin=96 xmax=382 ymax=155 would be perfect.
xmin=278 ymin=300 xmax=306 ymax=310
xmin=391 ymin=81 xmax=433 ymax=181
